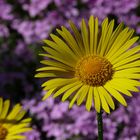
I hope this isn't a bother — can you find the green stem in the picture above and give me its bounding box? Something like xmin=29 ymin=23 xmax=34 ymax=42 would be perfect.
xmin=97 ymin=111 xmax=103 ymax=140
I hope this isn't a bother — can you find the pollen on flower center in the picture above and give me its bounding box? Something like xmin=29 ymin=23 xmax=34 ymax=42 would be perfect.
xmin=75 ymin=55 xmax=114 ymax=86
xmin=0 ymin=125 xmax=8 ymax=139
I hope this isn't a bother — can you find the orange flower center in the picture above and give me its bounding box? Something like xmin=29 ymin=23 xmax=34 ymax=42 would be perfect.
xmin=0 ymin=125 xmax=8 ymax=139
xmin=75 ymin=55 xmax=114 ymax=86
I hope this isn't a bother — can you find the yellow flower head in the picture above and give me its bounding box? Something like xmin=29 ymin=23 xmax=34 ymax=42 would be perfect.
xmin=35 ymin=16 xmax=140 ymax=113
xmin=0 ymin=98 xmax=31 ymax=140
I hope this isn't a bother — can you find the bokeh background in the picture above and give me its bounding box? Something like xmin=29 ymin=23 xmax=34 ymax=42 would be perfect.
xmin=0 ymin=0 xmax=140 ymax=140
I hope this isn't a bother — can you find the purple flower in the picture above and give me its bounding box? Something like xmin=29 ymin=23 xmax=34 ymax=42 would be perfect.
xmin=0 ymin=0 xmax=13 ymax=20
xmin=0 ymin=24 xmax=9 ymax=37
xmin=22 ymin=0 xmax=53 ymax=17
xmin=24 ymin=126 xmax=41 ymax=140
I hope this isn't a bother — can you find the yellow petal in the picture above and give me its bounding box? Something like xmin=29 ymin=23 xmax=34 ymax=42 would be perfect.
xmin=108 ymin=80 xmax=132 ymax=97
xmin=81 ymin=18 xmax=89 ymax=54
xmin=93 ymin=87 xmax=101 ymax=113
xmin=77 ymin=85 xmax=89 ymax=106
xmin=43 ymin=88 xmax=56 ymax=100
xmin=109 ymin=37 xmax=139 ymax=63
xmin=41 ymin=78 xmax=77 ymax=89
xmin=104 ymin=83 xmax=127 ymax=106
xmin=69 ymin=20 xmax=85 ymax=55
xmin=43 ymin=46 xmax=76 ymax=64
xmin=44 ymin=40 xmax=75 ymax=60
xmin=105 ymin=22 xmax=124 ymax=55
xmin=40 ymin=60 xmax=73 ymax=71
xmin=114 ymin=53 xmax=140 ymax=68
xmin=97 ymin=17 xmax=108 ymax=55
xmin=62 ymin=83 xmax=83 ymax=101
xmin=0 ymin=98 xmax=3 ymax=115
xmin=115 ymin=67 xmax=140 ymax=74
xmin=7 ymin=104 xmax=21 ymax=120
xmin=35 ymin=72 xmax=57 ymax=78
xmin=50 ymin=34 xmax=78 ymax=59
xmin=106 ymin=28 xmax=134 ymax=59
xmin=6 ymin=135 xmax=25 ymax=140
xmin=53 ymin=81 xmax=81 ymax=98
xmin=86 ymin=87 xmax=93 ymax=111
xmin=69 ymin=86 xmax=85 ymax=108
xmin=115 ymin=60 xmax=140 ymax=70
xmin=100 ymin=19 xmax=114 ymax=56
xmin=114 ymin=73 xmax=140 ymax=79
xmin=88 ymin=15 xmax=94 ymax=54
xmin=36 ymin=66 xmax=68 ymax=72
xmin=60 ymin=26 xmax=83 ymax=57
xmin=97 ymin=87 xmax=110 ymax=113
xmin=9 ymin=128 xmax=32 ymax=134
xmin=94 ymin=17 xmax=98 ymax=54
xmin=39 ymin=53 xmax=75 ymax=68
xmin=16 ymin=110 xmax=26 ymax=121
xmin=113 ymin=78 xmax=140 ymax=86
xmin=111 ymin=78 xmax=140 ymax=92
xmin=97 ymin=86 xmax=115 ymax=110
xmin=0 ymin=100 xmax=10 ymax=119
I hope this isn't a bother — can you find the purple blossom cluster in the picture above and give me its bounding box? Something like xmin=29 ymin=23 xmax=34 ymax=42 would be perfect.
xmin=23 ymin=92 xmax=140 ymax=140
xmin=24 ymin=126 xmax=41 ymax=140
xmin=0 ymin=0 xmax=140 ymax=44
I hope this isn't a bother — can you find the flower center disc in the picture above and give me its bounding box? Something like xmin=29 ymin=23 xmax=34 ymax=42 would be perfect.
xmin=0 ymin=125 xmax=8 ymax=139
xmin=75 ymin=55 xmax=114 ymax=86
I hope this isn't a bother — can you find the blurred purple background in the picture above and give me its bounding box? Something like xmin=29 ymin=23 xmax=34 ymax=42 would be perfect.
xmin=0 ymin=0 xmax=140 ymax=140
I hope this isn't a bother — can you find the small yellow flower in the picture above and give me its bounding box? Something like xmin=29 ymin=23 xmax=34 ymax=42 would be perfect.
xmin=35 ymin=16 xmax=140 ymax=113
xmin=0 ymin=98 xmax=31 ymax=140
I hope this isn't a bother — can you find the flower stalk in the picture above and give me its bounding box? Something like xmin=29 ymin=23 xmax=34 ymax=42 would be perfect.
xmin=97 ymin=111 xmax=103 ymax=140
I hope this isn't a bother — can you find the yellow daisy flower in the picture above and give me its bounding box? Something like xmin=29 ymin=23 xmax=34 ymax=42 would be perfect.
xmin=35 ymin=16 xmax=140 ymax=113
xmin=0 ymin=98 xmax=31 ymax=140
